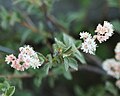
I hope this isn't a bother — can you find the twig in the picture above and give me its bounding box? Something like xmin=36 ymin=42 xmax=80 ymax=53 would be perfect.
xmin=77 ymin=65 xmax=106 ymax=75
xmin=15 ymin=7 xmax=38 ymax=32
xmin=84 ymin=53 xmax=102 ymax=68
xmin=47 ymin=15 xmax=69 ymax=33
xmin=0 ymin=74 xmax=33 ymax=79
xmin=21 ymin=21 xmax=38 ymax=32
xmin=0 ymin=45 xmax=15 ymax=54
xmin=0 ymin=63 xmax=106 ymax=79
xmin=40 ymin=1 xmax=69 ymax=33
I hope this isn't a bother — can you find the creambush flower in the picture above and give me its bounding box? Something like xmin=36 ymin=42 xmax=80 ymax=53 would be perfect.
xmin=102 ymin=59 xmax=120 ymax=79
xmin=81 ymin=37 xmax=97 ymax=55
xmin=80 ymin=21 xmax=114 ymax=54
xmin=79 ymin=32 xmax=92 ymax=39
xmin=19 ymin=45 xmax=42 ymax=69
xmin=115 ymin=42 xmax=120 ymax=61
xmin=5 ymin=54 xmax=16 ymax=64
xmin=116 ymin=80 xmax=120 ymax=89
xmin=5 ymin=45 xmax=42 ymax=71
xmin=95 ymin=21 xmax=114 ymax=43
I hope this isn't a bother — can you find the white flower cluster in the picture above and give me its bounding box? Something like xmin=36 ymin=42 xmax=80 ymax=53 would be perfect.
xmin=102 ymin=42 xmax=120 ymax=88
xmin=116 ymin=80 xmax=120 ymax=89
xmin=95 ymin=21 xmax=114 ymax=43
xmin=80 ymin=21 xmax=114 ymax=54
xmin=103 ymin=59 xmax=120 ymax=79
xmin=80 ymin=33 xmax=97 ymax=54
xmin=115 ymin=42 xmax=120 ymax=61
xmin=5 ymin=45 xmax=42 ymax=71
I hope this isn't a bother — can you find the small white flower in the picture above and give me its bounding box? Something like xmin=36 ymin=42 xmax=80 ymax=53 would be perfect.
xmin=116 ymin=80 xmax=120 ymax=89
xmin=95 ymin=21 xmax=114 ymax=43
xmin=5 ymin=54 xmax=16 ymax=64
xmin=115 ymin=42 xmax=120 ymax=53
xmin=115 ymin=42 xmax=120 ymax=61
xmin=102 ymin=59 xmax=120 ymax=79
xmin=103 ymin=21 xmax=114 ymax=36
xmin=5 ymin=45 xmax=43 ymax=71
xmin=79 ymin=32 xmax=92 ymax=39
xmin=19 ymin=45 xmax=35 ymax=56
xmin=29 ymin=57 xmax=42 ymax=69
xmin=115 ymin=54 xmax=120 ymax=61
xmin=96 ymin=35 xmax=109 ymax=43
xmin=81 ymin=37 xmax=97 ymax=54
xmin=19 ymin=45 xmax=42 ymax=69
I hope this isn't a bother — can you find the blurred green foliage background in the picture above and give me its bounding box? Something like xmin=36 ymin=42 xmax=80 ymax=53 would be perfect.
xmin=0 ymin=0 xmax=120 ymax=96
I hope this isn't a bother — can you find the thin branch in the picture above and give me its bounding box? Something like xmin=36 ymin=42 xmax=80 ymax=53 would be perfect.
xmin=77 ymin=65 xmax=106 ymax=75
xmin=15 ymin=7 xmax=38 ymax=32
xmin=0 ymin=74 xmax=33 ymax=79
xmin=0 ymin=45 xmax=15 ymax=54
xmin=84 ymin=53 xmax=103 ymax=68
xmin=46 ymin=15 xmax=69 ymax=33
xmin=40 ymin=1 xmax=69 ymax=33
xmin=0 ymin=64 xmax=106 ymax=79
xmin=21 ymin=21 xmax=38 ymax=32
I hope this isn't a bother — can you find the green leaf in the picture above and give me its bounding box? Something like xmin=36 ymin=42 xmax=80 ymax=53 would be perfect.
xmin=73 ymin=52 xmax=86 ymax=64
xmin=5 ymin=86 xmax=15 ymax=96
xmin=112 ymin=20 xmax=120 ymax=33
xmin=64 ymin=57 xmax=78 ymax=71
xmin=63 ymin=70 xmax=72 ymax=80
xmin=63 ymin=33 xmax=86 ymax=64
xmin=75 ymin=40 xmax=82 ymax=48
xmin=34 ymin=77 xmax=42 ymax=87
xmin=34 ymin=69 xmax=46 ymax=87
xmin=107 ymin=0 xmax=119 ymax=7
xmin=21 ymin=30 xmax=31 ymax=44
xmin=105 ymin=82 xmax=118 ymax=96
xmin=0 ymin=83 xmax=5 ymax=92
xmin=10 ymin=12 xmax=20 ymax=26
xmin=4 ymin=81 xmax=10 ymax=89
xmin=46 ymin=54 xmax=53 ymax=63
xmin=63 ymin=33 xmax=75 ymax=46
xmin=64 ymin=46 xmax=72 ymax=53
xmin=52 ymin=65 xmax=65 ymax=75
xmin=64 ymin=58 xmax=69 ymax=71
xmin=63 ymin=46 xmax=72 ymax=58
xmin=73 ymin=46 xmax=86 ymax=64
xmin=44 ymin=63 xmax=52 ymax=75
xmin=38 ymin=53 xmax=46 ymax=60
xmin=74 ymin=85 xmax=85 ymax=96
xmin=0 ymin=83 xmax=3 ymax=89
xmin=37 ymin=53 xmax=46 ymax=64
xmin=68 ymin=58 xmax=78 ymax=70
xmin=55 ymin=38 xmax=66 ymax=48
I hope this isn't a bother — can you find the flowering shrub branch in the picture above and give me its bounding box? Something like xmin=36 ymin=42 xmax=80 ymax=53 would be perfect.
xmin=5 ymin=21 xmax=114 ymax=74
xmin=0 ymin=0 xmax=117 ymax=95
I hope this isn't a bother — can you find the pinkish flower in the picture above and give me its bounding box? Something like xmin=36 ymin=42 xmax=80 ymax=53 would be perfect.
xmin=79 ymin=32 xmax=92 ymax=39
xmin=5 ymin=45 xmax=43 ymax=71
xmin=115 ymin=42 xmax=120 ymax=61
xmin=116 ymin=80 xmax=120 ymax=89
xmin=23 ymin=63 xmax=30 ymax=69
xmin=102 ymin=59 xmax=120 ymax=79
xmin=11 ymin=59 xmax=24 ymax=71
xmin=81 ymin=37 xmax=97 ymax=55
xmin=95 ymin=21 xmax=114 ymax=43
xmin=96 ymin=35 xmax=109 ymax=43
xmin=5 ymin=54 xmax=16 ymax=64
xmin=115 ymin=53 xmax=120 ymax=61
